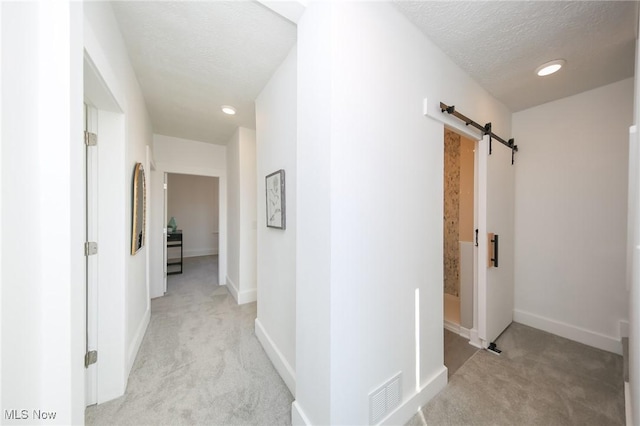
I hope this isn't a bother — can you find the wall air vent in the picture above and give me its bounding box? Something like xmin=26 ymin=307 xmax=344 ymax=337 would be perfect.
xmin=370 ymin=387 xmax=386 ymax=424
xmin=369 ymin=372 xmax=402 ymax=424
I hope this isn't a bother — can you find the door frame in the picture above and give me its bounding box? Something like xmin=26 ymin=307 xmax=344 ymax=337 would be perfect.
xmin=441 ymin=131 xmax=509 ymax=350
xmin=443 ymin=127 xmax=485 ymax=349
xmin=424 ymin=98 xmax=490 ymax=349
xmin=163 ymin=172 xmax=168 ymax=294
xmin=155 ymin=166 xmax=227 ymax=290
xmin=83 ymin=53 xmax=128 ymax=403
xmin=84 ymin=103 xmax=99 ymax=405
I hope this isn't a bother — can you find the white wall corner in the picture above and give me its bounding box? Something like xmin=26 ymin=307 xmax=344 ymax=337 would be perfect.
xmin=225 ymin=276 xmax=257 ymax=305
xmin=226 ymin=275 xmax=240 ymax=303
xmin=255 ymin=318 xmax=296 ymax=395
xmin=238 ymin=288 xmax=257 ymax=304
xmin=291 ymin=400 xmax=312 ymax=426
xmin=380 ymin=366 xmax=448 ymax=426
xmin=256 ymin=1 xmax=306 ymax=23
xmin=514 ymin=309 xmax=623 ymax=355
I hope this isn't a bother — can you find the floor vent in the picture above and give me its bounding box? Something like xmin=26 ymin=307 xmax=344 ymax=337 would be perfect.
xmin=369 ymin=372 xmax=402 ymax=424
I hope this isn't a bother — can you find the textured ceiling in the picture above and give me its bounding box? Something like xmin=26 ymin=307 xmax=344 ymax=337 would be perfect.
xmin=111 ymin=1 xmax=296 ymax=145
xmin=394 ymin=1 xmax=637 ymax=112
xmin=112 ymin=1 xmax=637 ymax=145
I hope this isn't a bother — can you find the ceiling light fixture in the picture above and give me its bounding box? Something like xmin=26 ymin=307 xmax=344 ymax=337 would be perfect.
xmin=221 ymin=105 xmax=236 ymax=115
xmin=535 ymin=59 xmax=565 ymax=77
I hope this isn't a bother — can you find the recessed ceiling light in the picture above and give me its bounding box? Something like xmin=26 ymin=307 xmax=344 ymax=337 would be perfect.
xmin=536 ymin=59 xmax=565 ymax=77
xmin=221 ymin=105 xmax=236 ymax=115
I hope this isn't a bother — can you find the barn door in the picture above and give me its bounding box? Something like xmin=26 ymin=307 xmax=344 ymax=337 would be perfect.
xmin=477 ymin=134 xmax=515 ymax=347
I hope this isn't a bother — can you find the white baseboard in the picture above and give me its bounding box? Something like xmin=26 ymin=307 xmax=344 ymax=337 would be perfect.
xmin=126 ymin=306 xmax=150 ymax=377
xmin=291 ymin=401 xmax=312 ymax=426
xmin=225 ymin=275 xmax=257 ymax=305
xmin=468 ymin=328 xmax=483 ymax=349
xmin=184 ymin=248 xmax=218 ymax=258
xmin=381 ymin=366 xmax=448 ymax=425
xmin=238 ymin=289 xmax=256 ymax=304
xmin=459 ymin=326 xmax=471 ymax=340
xmin=255 ymin=318 xmax=296 ymax=396
xmin=226 ymin=275 xmax=239 ymax=300
xmin=514 ymin=309 xmax=622 ymax=355
xmin=444 ymin=319 xmax=460 ymax=334
xmin=444 ymin=321 xmax=471 ymax=341
xmin=625 ymin=381 xmax=632 ymax=426
xmin=291 ymin=367 xmax=447 ymax=426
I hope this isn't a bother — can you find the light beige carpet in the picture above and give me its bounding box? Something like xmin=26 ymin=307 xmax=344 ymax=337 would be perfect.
xmin=444 ymin=329 xmax=479 ymax=378
xmin=85 ymin=256 xmax=293 ymax=426
xmin=408 ymin=323 xmax=625 ymax=426
xmin=87 ymin=257 xmax=624 ymax=426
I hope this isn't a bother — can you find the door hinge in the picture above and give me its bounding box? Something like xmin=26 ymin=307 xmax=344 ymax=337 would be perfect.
xmin=85 ymin=350 xmax=98 ymax=367
xmin=163 ymin=183 xmax=167 ymax=190
xmin=84 ymin=241 xmax=98 ymax=256
xmin=84 ymin=131 xmax=97 ymax=146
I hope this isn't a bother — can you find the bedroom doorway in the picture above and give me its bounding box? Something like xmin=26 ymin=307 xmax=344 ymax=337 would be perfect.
xmin=165 ymin=173 xmax=221 ymax=292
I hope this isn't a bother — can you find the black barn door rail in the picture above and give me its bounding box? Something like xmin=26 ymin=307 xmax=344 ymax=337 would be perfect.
xmin=440 ymin=102 xmax=518 ymax=165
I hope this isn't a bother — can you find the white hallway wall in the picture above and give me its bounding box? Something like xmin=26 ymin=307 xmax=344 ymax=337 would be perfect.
xmin=2 ymin=1 xmax=84 ymax=422
xmin=294 ymin=2 xmax=511 ymax=424
xmin=167 ymin=174 xmax=220 ymax=258
xmin=226 ymin=127 xmax=257 ymax=305
xmin=513 ymin=78 xmax=633 ymax=354
xmin=151 ymin=134 xmax=227 ymax=298
xmin=1 ymin=0 xmax=153 ymax=420
xmin=630 ymin=11 xmax=640 ymax=423
xmin=84 ymin=1 xmax=154 ymax=399
xmin=255 ymin=45 xmax=298 ymax=395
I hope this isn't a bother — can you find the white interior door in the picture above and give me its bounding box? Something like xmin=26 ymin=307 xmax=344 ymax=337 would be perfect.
xmin=85 ymin=103 xmax=98 ymax=405
xmin=477 ymin=134 xmax=515 ymax=346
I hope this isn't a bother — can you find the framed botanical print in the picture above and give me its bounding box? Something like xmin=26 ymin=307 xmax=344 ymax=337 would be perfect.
xmin=266 ymin=169 xmax=285 ymax=229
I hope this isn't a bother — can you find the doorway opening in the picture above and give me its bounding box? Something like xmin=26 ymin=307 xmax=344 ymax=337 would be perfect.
xmin=165 ymin=173 xmax=220 ymax=294
xmin=442 ymin=127 xmax=481 ymax=376
xmin=83 ymin=53 xmax=128 ymax=405
xmin=426 ymin=100 xmax=516 ymax=376
xmin=443 ymin=128 xmax=475 ymax=336
xmin=84 ymin=102 xmax=98 ymax=406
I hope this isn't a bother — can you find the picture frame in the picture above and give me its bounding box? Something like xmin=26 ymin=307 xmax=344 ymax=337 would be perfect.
xmin=266 ymin=169 xmax=286 ymax=229
xmin=131 ymin=162 xmax=146 ymax=255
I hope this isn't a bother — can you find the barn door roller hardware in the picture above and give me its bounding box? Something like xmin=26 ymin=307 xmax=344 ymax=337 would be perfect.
xmin=440 ymin=102 xmax=518 ymax=165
